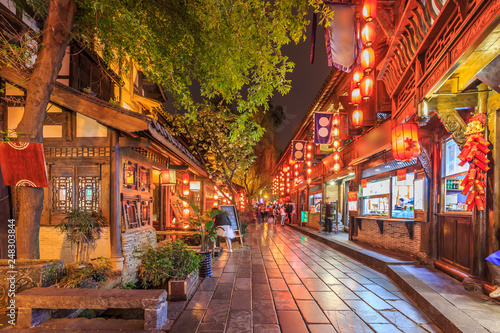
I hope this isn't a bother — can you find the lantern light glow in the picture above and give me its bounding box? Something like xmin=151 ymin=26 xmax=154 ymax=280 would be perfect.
xmin=360 ymin=75 xmax=374 ymax=99
xmin=361 ymin=47 xmax=375 ymax=71
xmin=392 ymin=123 xmax=421 ymax=161
xmin=352 ymin=109 xmax=364 ymax=127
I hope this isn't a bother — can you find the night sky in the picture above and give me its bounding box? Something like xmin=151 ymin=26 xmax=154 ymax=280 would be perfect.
xmin=272 ymin=15 xmax=331 ymax=151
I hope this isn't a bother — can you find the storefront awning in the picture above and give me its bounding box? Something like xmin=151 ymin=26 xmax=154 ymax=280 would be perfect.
xmin=348 ymin=120 xmax=392 ymax=166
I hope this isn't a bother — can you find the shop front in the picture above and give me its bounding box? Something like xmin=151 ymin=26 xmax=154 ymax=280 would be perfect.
xmin=352 ymin=153 xmax=428 ymax=257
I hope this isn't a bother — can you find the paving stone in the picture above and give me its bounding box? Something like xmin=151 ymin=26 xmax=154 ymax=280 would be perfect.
xmin=296 ymin=300 xmax=330 ymax=324
xmin=311 ymin=291 xmax=350 ymax=311
xmin=338 ymin=277 xmax=368 ymax=291
xmin=169 ymin=309 xmax=204 ymax=333
xmin=302 ymin=278 xmax=332 ymax=292
xmin=344 ymin=299 xmax=389 ymax=324
xmin=224 ymin=264 xmax=239 ymax=273
xmin=186 ymin=290 xmax=214 ymax=309
xmin=272 ymin=290 xmax=297 ymax=310
xmin=363 ymin=284 xmax=399 ymax=300
xmin=307 ymin=324 xmax=338 ymax=333
xmin=288 ymin=284 xmax=313 ymax=300
xmin=277 ymin=310 xmax=308 ymax=333
xmin=252 ymin=272 xmax=268 ymax=284
xmin=346 ymin=273 xmax=375 ymax=285
xmin=253 ymin=283 xmax=272 ymax=300
xmin=266 ymin=268 xmax=283 ymax=278
xmin=329 ymin=284 xmax=360 ymax=300
xmin=269 ymin=278 xmax=288 ymax=291
xmin=197 ymin=321 xmax=226 ymax=332
xmin=278 ymin=264 xmax=295 ymax=273
xmin=254 ymin=324 xmax=281 ymax=333
xmin=231 ymin=290 xmax=252 ymax=311
xmin=234 ymin=277 xmax=251 ymax=291
xmin=253 ymin=299 xmax=278 ymax=324
xmin=219 ymin=272 xmax=236 ymax=284
xmin=355 ymin=291 xmax=393 ymax=310
xmin=282 ymin=272 xmax=302 ymax=285
xmin=380 ymin=309 xmax=427 ymax=332
xmin=237 ymin=268 xmax=251 ymax=278
xmin=226 ymin=310 xmax=252 ymax=333
xmin=369 ymin=323 xmax=402 ymax=333
xmin=317 ymin=274 xmax=341 ymax=285
xmin=386 ymin=300 xmax=430 ymax=324
xmin=213 ymin=283 xmax=234 ymax=300
xmin=325 ymin=310 xmax=373 ymax=333
xmin=199 ymin=277 xmax=219 ymax=291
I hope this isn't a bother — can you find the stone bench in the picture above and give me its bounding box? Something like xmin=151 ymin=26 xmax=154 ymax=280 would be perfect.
xmin=16 ymin=287 xmax=168 ymax=330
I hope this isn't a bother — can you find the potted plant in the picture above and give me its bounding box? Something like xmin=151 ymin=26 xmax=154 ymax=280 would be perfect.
xmin=55 ymin=210 xmax=107 ymax=262
xmin=180 ymin=197 xmax=222 ymax=277
xmin=136 ymin=240 xmax=201 ymax=300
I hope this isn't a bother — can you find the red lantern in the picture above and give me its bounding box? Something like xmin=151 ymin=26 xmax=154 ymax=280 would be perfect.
xmin=333 ymin=114 xmax=340 ymax=125
xmin=362 ymin=0 xmax=377 ymax=20
xmin=361 ymin=22 xmax=376 ymax=46
xmin=360 ymin=75 xmax=374 ymax=99
xmin=352 ymin=67 xmax=364 ymax=85
xmin=392 ymin=123 xmax=421 ymax=161
xmin=351 ymin=87 xmax=362 ymax=105
xmin=333 ymin=140 xmax=341 ymax=149
xmin=182 ymin=184 xmax=190 ymax=196
xmin=361 ymin=47 xmax=375 ymax=71
xmin=182 ymin=172 xmax=189 ymax=185
xmin=332 ymin=127 xmax=339 ymax=137
xmin=333 ymin=152 xmax=340 ymax=161
xmin=352 ymin=109 xmax=364 ymax=127
xmin=333 ymin=163 xmax=341 ymax=172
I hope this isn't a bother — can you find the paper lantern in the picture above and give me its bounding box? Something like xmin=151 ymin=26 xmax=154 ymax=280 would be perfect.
xmin=351 ymin=87 xmax=362 ymax=105
xmin=332 ymin=127 xmax=339 ymax=137
xmin=333 ymin=114 xmax=340 ymax=125
xmin=307 ymin=144 xmax=312 ymax=150
xmin=333 ymin=140 xmax=340 ymax=149
xmin=362 ymin=0 xmax=377 ymax=20
xmin=182 ymin=184 xmax=190 ymax=196
xmin=392 ymin=123 xmax=421 ymax=161
xmin=333 ymin=163 xmax=341 ymax=172
xmin=333 ymin=152 xmax=340 ymax=161
xmin=361 ymin=47 xmax=375 ymax=71
xmin=161 ymin=170 xmax=176 ymax=186
xmin=361 ymin=22 xmax=376 ymax=46
xmin=352 ymin=109 xmax=364 ymax=127
xmin=360 ymin=75 xmax=374 ymax=99
xmin=182 ymin=172 xmax=189 ymax=185
xmin=352 ymin=67 xmax=364 ymax=85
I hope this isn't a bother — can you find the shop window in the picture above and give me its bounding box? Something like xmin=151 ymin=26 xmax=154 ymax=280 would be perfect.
xmin=414 ymin=179 xmax=424 ymax=210
xmin=391 ymin=173 xmax=414 ymax=219
xmin=309 ymin=193 xmax=322 ymax=213
xmin=361 ymin=178 xmax=390 ymax=217
xmin=442 ymin=139 xmax=468 ymax=212
xmin=52 ymin=176 xmax=74 ymax=213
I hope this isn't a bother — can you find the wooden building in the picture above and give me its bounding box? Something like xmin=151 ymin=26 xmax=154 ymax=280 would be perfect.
xmin=275 ymin=0 xmax=500 ymax=287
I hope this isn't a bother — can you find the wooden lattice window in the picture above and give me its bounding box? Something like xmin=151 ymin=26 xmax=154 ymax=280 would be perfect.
xmin=52 ymin=176 xmax=74 ymax=213
xmin=139 ymin=166 xmax=150 ymax=191
xmin=123 ymin=160 xmax=137 ymax=190
xmin=141 ymin=198 xmax=152 ymax=227
xmin=122 ymin=195 xmax=140 ymax=231
xmin=78 ymin=176 xmax=100 ymax=212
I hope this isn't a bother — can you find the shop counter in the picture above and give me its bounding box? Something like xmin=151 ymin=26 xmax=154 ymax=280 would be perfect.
xmin=352 ymin=216 xmax=422 ymax=256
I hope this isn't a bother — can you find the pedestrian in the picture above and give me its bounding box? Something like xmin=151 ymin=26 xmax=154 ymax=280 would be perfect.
xmin=214 ymin=211 xmax=235 ymax=253
xmin=286 ymin=203 xmax=293 ymax=224
xmin=256 ymin=205 xmax=262 ymax=225
xmin=280 ymin=205 xmax=286 ymax=226
xmin=486 ymin=228 xmax=500 ymax=298
xmin=324 ymin=198 xmax=333 ymax=235
xmin=274 ymin=205 xmax=279 ymax=227
xmin=267 ymin=205 xmax=274 ymax=224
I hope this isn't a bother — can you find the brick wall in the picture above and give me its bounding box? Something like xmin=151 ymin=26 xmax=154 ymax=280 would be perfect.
xmin=39 ymin=226 xmax=111 ymax=263
xmin=353 ymin=219 xmax=421 ymax=257
xmin=306 ymin=213 xmax=321 ymax=229
xmin=121 ymin=227 xmax=157 ymax=283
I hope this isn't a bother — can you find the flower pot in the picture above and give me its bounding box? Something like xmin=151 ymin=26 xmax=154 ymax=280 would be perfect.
xmin=198 ymin=251 xmax=212 ymax=278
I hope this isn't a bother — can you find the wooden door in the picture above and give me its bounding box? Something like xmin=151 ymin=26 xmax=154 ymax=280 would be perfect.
xmin=438 ymin=214 xmax=473 ymax=273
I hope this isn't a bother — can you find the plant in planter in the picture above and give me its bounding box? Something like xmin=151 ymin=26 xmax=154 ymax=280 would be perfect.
xmin=180 ymin=197 xmax=222 ymax=277
xmin=55 ymin=210 xmax=107 ymax=262
xmin=58 ymin=257 xmax=113 ymax=288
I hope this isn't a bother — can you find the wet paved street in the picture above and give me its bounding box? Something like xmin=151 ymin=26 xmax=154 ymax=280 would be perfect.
xmin=170 ymin=223 xmax=441 ymax=333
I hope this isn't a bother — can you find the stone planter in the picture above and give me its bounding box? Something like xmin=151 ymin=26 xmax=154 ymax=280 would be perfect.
xmin=167 ymin=271 xmax=199 ymax=301
xmin=0 ymin=259 xmax=63 ymax=311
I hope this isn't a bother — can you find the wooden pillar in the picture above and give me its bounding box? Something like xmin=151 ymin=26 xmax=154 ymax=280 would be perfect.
xmin=109 ymin=130 xmax=124 ymax=270
xmin=492 ymin=103 xmax=500 ymax=256
xmin=430 ymin=132 xmax=441 ymax=259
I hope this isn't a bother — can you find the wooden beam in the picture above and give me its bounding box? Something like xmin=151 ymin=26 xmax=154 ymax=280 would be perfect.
xmin=428 ymin=93 xmax=478 ymax=110
xmin=119 ymin=136 xmax=150 ymax=148
xmin=0 ymin=66 xmax=150 ymax=133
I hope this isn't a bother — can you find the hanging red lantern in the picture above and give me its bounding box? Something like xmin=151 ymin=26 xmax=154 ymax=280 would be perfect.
xmin=333 ymin=114 xmax=340 ymax=125
xmin=361 ymin=47 xmax=375 ymax=71
xmin=392 ymin=123 xmax=421 ymax=161
xmin=352 ymin=67 xmax=364 ymax=85
xmin=362 ymin=0 xmax=377 ymax=20
xmin=333 ymin=163 xmax=341 ymax=172
xmin=360 ymin=75 xmax=374 ymax=99
xmin=332 ymin=127 xmax=339 ymax=137
xmin=182 ymin=173 xmax=189 ymax=185
xmin=333 ymin=152 xmax=340 ymax=161
xmin=361 ymin=22 xmax=376 ymax=46
xmin=351 ymin=87 xmax=362 ymax=105
xmin=333 ymin=140 xmax=341 ymax=149
xmin=182 ymin=184 xmax=190 ymax=196
xmin=352 ymin=109 xmax=364 ymax=127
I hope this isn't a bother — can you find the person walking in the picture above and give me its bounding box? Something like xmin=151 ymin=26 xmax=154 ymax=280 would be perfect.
xmin=324 ymin=199 xmax=333 ymax=235
xmin=256 ymin=205 xmax=262 ymax=225
xmin=214 ymin=211 xmax=235 ymax=253
xmin=280 ymin=205 xmax=286 ymax=226
xmin=286 ymin=203 xmax=293 ymax=224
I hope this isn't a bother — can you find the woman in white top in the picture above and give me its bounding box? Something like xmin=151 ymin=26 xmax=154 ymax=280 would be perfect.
xmin=280 ymin=206 xmax=286 ymax=226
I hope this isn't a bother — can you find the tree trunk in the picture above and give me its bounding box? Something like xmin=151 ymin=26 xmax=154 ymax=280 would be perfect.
xmin=15 ymin=0 xmax=76 ymax=259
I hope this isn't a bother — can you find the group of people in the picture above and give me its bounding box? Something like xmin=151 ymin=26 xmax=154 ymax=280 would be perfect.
xmin=255 ymin=203 xmax=294 ymax=226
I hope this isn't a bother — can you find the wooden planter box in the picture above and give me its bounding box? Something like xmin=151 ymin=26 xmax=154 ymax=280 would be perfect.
xmin=167 ymin=271 xmax=199 ymax=301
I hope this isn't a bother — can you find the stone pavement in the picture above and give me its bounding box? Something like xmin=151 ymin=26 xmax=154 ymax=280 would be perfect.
xmin=169 ymin=223 xmax=440 ymax=333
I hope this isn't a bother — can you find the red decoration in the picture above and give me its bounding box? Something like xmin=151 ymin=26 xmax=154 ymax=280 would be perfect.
xmin=360 ymin=75 xmax=374 ymax=99
xmin=0 ymin=142 xmax=48 ymax=187
xmin=182 ymin=172 xmax=189 ymax=185
xmin=361 ymin=22 xmax=376 ymax=46
xmin=362 ymin=0 xmax=377 ymax=20
xmin=333 ymin=152 xmax=340 ymax=161
xmin=351 ymin=87 xmax=362 ymax=105
xmin=333 ymin=163 xmax=340 ymax=172
xmin=361 ymin=47 xmax=375 ymax=71
xmin=352 ymin=67 xmax=364 ymax=85
xmin=333 ymin=140 xmax=341 ymax=149
xmin=352 ymin=109 xmax=364 ymax=127
xmin=458 ymin=113 xmax=490 ymax=211
xmin=361 ymin=179 xmax=367 ymax=188
xmin=392 ymin=123 xmax=420 ymax=161
xmin=348 ymin=191 xmax=358 ymax=202
xmin=333 ymin=114 xmax=340 ymax=126
xmin=397 ymin=169 xmax=407 ymax=181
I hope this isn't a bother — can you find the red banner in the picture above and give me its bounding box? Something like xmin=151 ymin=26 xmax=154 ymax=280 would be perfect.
xmin=0 ymin=142 xmax=48 ymax=187
xmin=348 ymin=191 xmax=358 ymax=202
xmin=361 ymin=179 xmax=367 ymax=188
xmin=397 ymin=168 xmax=407 ymax=181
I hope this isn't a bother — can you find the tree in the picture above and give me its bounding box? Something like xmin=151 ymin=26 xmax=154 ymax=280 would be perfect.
xmin=1 ymin=0 xmax=320 ymax=258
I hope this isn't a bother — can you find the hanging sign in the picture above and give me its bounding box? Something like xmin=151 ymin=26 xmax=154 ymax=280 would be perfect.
xmin=361 ymin=179 xmax=367 ymax=188
xmin=397 ymin=168 xmax=407 ymax=181
xmin=314 ymin=112 xmax=333 ymax=145
xmin=292 ymin=140 xmax=306 ymax=161
xmin=0 ymin=142 xmax=48 ymax=187
xmin=348 ymin=191 xmax=358 ymax=202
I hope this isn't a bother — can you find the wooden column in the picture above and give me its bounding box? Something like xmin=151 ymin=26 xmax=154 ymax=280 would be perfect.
xmin=430 ymin=132 xmax=441 ymax=259
xmin=492 ymin=103 xmax=500 ymax=256
xmin=109 ymin=130 xmax=124 ymax=270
